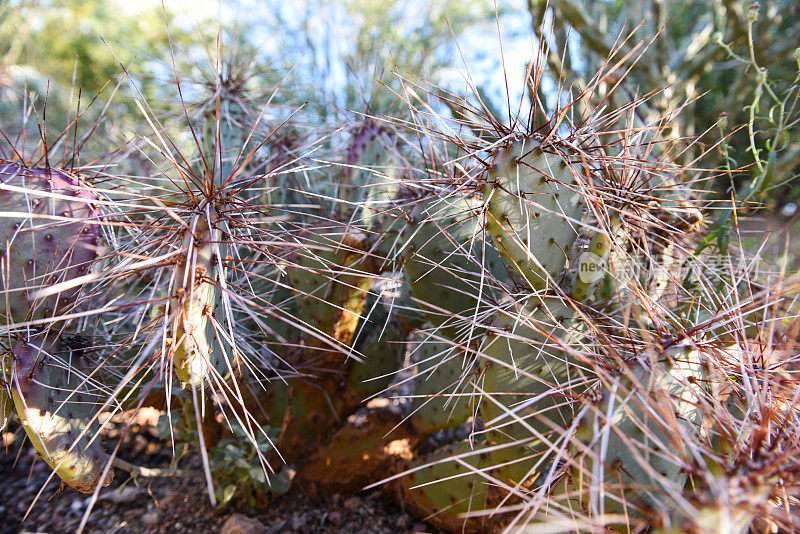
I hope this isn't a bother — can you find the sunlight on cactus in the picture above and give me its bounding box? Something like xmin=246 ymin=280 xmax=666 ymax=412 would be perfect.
xmin=0 ymin=2 xmax=798 ymax=533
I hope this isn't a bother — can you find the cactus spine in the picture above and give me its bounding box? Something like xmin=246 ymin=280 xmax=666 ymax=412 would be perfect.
xmin=483 ymin=141 xmax=585 ymax=291
xmin=570 ymin=346 xmax=706 ymax=521
xmin=1 ymin=30 xmax=771 ymax=534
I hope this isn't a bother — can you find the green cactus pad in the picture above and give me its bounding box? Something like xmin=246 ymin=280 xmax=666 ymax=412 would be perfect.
xmin=0 ymin=162 xmax=101 ymax=326
xmin=170 ymin=214 xmax=219 ymax=387
xmin=395 ymin=440 xmax=499 ymax=534
xmin=410 ymin=341 xmax=476 ymax=436
xmin=572 ymin=347 xmax=706 ymax=519
xmin=479 ymin=297 xmax=587 ymax=485
xmin=288 ymin=227 xmax=372 ymax=350
xmin=345 ymin=123 xmax=403 ymax=228
xmin=10 ymin=334 xmax=113 ymax=493
xmin=344 ymin=318 xmax=407 ymax=406
xmin=404 ymin=195 xmax=513 ymax=337
xmin=484 ymin=141 xmax=585 ymax=291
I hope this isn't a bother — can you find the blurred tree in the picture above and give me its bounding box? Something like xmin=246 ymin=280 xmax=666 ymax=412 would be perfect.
xmin=0 ymin=0 xmax=184 ymax=95
xmin=0 ymin=0 xmax=504 ymax=147
xmin=526 ymin=0 xmax=800 ymax=206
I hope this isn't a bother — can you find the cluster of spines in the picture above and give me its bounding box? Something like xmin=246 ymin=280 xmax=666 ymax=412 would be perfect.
xmin=9 ymin=334 xmax=113 ymax=492
xmin=0 ymin=47 xmax=776 ymax=534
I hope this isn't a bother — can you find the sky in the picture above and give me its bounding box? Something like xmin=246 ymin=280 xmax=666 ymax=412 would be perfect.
xmin=135 ymin=0 xmax=544 ymax=118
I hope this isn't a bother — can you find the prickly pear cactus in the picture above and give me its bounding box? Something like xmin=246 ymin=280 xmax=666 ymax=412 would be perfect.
xmin=287 ymin=227 xmax=372 ymax=350
xmin=483 ymin=140 xmax=585 ymax=291
xmin=395 ymin=440 xmax=497 ymax=534
xmin=0 ymin=162 xmax=101 ymax=325
xmin=477 ymin=138 xmax=614 ymax=483
xmin=403 ymin=194 xmax=512 ymax=335
xmin=3 ymin=16 xmax=780 ymax=534
xmin=1 ymin=369 xmax=10 ymax=432
xmin=410 ymin=340 xmax=475 ymax=437
xmin=345 ymin=123 xmax=404 ymax=229
xmin=9 ymin=334 xmax=113 ymax=492
xmin=568 ymin=346 xmax=707 ymax=522
xmin=170 ymin=213 xmax=220 ymax=386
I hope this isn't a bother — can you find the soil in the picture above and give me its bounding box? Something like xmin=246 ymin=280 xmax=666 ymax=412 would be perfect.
xmin=0 ymin=408 xmax=438 ymax=534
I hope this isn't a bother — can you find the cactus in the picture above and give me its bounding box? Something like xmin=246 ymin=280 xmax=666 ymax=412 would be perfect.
xmin=288 ymin=227 xmax=372 ymax=349
xmin=346 ymin=123 xmax=404 ymax=230
xmin=342 ymin=285 xmax=412 ymax=406
xmin=0 ymin=162 xmax=101 ymax=326
xmin=410 ymin=340 xmax=476 ymax=437
xmin=1 ymin=18 xmax=793 ymax=534
xmin=378 ymin=132 xmax=613 ymax=529
xmin=569 ymin=346 xmax=707 ymax=521
xmin=394 ymin=440 xmax=497 ymax=534
xmin=9 ymin=334 xmax=113 ymax=492
xmin=478 ymin=297 xmax=584 ymax=483
xmin=403 ymin=194 xmax=513 ymax=336
xmin=483 ymin=140 xmax=585 ymax=291
xmin=169 ymin=212 xmax=220 ymax=387
xmin=1 ymin=357 xmax=11 ymax=432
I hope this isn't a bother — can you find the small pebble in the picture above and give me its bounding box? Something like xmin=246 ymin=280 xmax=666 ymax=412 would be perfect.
xmin=327 ymin=510 xmax=343 ymax=526
xmin=265 ymin=519 xmax=286 ymax=534
xmin=142 ymin=511 xmax=159 ymax=528
xmin=221 ymin=513 xmax=265 ymax=534
xmin=291 ymin=512 xmax=306 ymax=530
xmin=396 ymin=515 xmax=411 ymax=529
xmin=343 ymin=496 xmax=361 ymax=510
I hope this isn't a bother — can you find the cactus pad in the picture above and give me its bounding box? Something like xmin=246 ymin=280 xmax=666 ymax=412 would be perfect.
xmin=288 ymin=227 xmax=372 ymax=350
xmin=345 ymin=123 xmax=403 ymax=228
xmin=484 ymin=141 xmax=585 ymax=290
xmin=170 ymin=215 xmax=219 ymax=386
xmin=10 ymin=334 xmax=113 ymax=492
xmin=479 ymin=298 xmax=586 ymax=484
xmin=404 ymin=195 xmax=512 ymax=336
xmin=573 ymin=348 xmax=706 ymax=519
xmin=410 ymin=341 xmax=476 ymax=436
xmin=395 ymin=441 xmax=497 ymax=534
xmin=0 ymin=162 xmax=101 ymax=325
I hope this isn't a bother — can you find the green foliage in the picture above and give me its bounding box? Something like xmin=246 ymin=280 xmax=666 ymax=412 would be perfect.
xmin=0 ymin=0 xmax=185 ymax=95
xmin=211 ymin=422 xmax=285 ymax=507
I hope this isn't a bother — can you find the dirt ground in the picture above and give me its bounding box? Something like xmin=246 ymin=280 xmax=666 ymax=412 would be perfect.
xmin=0 ymin=408 xmax=436 ymax=534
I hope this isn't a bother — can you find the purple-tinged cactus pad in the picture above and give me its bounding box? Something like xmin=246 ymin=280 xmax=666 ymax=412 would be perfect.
xmin=0 ymin=162 xmax=101 ymax=325
xmin=10 ymin=334 xmax=113 ymax=492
